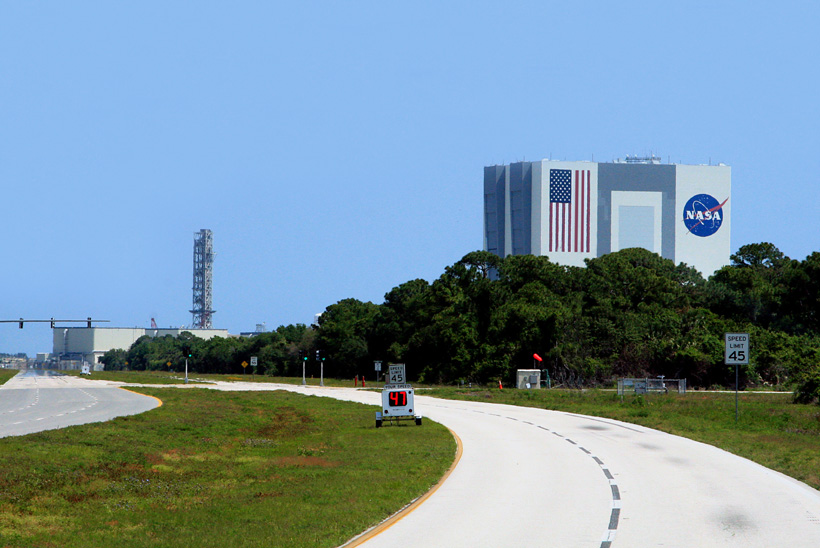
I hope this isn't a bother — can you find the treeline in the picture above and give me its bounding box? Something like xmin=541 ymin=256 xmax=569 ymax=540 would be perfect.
xmin=100 ymin=324 xmax=315 ymax=377
xmin=102 ymin=243 xmax=820 ymax=401
xmin=316 ymin=244 xmax=819 ymax=393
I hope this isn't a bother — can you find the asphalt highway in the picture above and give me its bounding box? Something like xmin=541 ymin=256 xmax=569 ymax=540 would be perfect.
xmin=0 ymin=370 xmax=161 ymax=438
xmin=2 ymin=375 xmax=819 ymax=547
xmin=205 ymin=382 xmax=820 ymax=548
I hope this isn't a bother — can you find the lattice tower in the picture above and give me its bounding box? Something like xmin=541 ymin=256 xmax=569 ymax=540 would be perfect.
xmin=190 ymin=229 xmax=215 ymax=328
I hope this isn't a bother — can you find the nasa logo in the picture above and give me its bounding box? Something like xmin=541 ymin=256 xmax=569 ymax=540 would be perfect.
xmin=683 ymin=194 xmax=728 ymax=237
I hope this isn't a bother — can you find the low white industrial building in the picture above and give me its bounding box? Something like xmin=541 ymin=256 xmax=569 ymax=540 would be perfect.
xmin=52 ymin=327 xmax=230 ymax=368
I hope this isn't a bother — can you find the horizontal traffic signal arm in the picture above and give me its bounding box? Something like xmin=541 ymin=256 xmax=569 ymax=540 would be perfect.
xmin=0 ymin=318 xmax=111 ymax=328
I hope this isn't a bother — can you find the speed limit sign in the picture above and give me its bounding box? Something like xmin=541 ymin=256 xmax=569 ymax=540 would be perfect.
xmin=725 ymin=333 xmax=749 ymax=365
xmin=387 ymin=364 xmax=406 ymax=386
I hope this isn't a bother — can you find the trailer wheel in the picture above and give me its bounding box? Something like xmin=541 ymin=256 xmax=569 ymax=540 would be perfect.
xmin=415 ymin=417 xmax=422 ymax=426
xmin=376 ymin=419 xmax=382 ymax=428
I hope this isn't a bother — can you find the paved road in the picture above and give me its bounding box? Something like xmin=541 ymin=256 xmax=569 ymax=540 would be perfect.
xmin=199 ymin=382 xmax=820 ymax=548
xmin=0 ymin=370 xmax=161 ymax=438
xmin=4 ymin=376 xmax=820 ymax=547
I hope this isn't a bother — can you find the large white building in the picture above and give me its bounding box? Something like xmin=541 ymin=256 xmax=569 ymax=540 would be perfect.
xmin=51 ymin=327 xmax=230 ymax=368
xmin=484 ymin=158 xmax=731 ymax=276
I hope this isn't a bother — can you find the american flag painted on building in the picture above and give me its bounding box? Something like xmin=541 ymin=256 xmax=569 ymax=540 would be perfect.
xmin=549 ymin=169 xmax=591 ymax=253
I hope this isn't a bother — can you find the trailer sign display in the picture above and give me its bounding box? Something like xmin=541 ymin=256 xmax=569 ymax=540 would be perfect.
xmin=382 ymin=387 xmax=414 ymax=417
xmin=376 ymin=363 xmax=422 ymax=427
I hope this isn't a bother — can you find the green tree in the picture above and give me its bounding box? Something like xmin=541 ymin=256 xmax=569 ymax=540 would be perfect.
xmin=709 ymin=242 xmax=795 ymax=328
xmin=99 ymin=348 xmax=128 ymax=371
xmin=790 ymin=336 xmax=820 ymax=404
xmin=410 ymin=253 xmax=502 ymax=384
xmin=781 ymin=252 xmax=820 ymax=335
xmin=316 ymin=299 xmax=381 ymax=378
xmin=492 ymin=254 xmax=578 ymax=384
xmin=576 ymin=248 xmax=706 ymax=382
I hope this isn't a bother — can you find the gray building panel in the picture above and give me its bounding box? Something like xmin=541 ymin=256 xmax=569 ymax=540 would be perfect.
xmin=509 ymin=162 xmax=533 ymax=255
xmin=618 ymin=205 xmax=655 ymax=250
xmin=484 ymin=165 xmax=508 ymax=256
xmin=596 ymin=163 xmax=677 ymax=261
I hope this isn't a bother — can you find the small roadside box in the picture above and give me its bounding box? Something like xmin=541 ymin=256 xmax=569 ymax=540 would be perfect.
xmin=516 ymin=369 xmax=541 ymax=389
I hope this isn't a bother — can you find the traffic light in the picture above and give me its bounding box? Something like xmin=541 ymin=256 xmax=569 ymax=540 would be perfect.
xmin=18 ymin=318 xmax=23 ymax=329
xmin=315 ymin=350 xmax=321 ymax=361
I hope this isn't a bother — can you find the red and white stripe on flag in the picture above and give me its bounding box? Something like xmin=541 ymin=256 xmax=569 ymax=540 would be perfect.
xmin=549 ymin=169 xmax=591 ymax=253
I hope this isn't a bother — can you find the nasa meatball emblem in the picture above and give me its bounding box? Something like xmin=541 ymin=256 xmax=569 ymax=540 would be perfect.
xmin=683 ymin=194 xmax=728 ymax=237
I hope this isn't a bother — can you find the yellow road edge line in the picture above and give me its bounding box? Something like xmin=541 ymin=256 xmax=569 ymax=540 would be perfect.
xmin=341 ymin=426 xmax=464 ymax=547
xmin=117 ymin=386 xmax=163 ymax=408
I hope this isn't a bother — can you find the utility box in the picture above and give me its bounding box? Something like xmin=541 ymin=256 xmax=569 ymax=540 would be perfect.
xmin=516 ymin=369 xmax=541 ymax=389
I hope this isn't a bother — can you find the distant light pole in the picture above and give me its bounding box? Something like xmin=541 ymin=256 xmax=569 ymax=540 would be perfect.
xmin=316 ymin=350 xmax=325 ymax=387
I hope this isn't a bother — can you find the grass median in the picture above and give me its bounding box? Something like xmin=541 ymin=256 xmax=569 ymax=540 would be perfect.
xmin=0 ymin=387 xmax=455 ymax=548
xmin=0 ymin=369 xmax=17 ymax=385
xmin=426 ymin=386 xmax=820 ymax=490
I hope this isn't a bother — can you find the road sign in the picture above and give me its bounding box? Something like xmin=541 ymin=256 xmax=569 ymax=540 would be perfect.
xmin=241 ymin=361 xmax=249 ymax=368
xmin=374 ymin=360 xmax=382 ymax=372
xmin=381 ymin=387 xmax=415 ymax=417
xmin=725 ymin=333 xmax=750 ymax=365
xmin=250 ymin=356 xmax=258 ymax=367
xmin=387 ymin=364 xmax=406 ymax=385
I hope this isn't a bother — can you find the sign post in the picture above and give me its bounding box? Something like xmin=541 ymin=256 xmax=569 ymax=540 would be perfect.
xmin=725 ymin=333 xmax=750 ymax=422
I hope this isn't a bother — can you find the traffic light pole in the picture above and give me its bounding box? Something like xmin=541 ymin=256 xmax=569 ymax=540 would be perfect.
xmin=185 ymin=357 xmax=189 ymax=384
xmin=315 ymin=350 xmax=325 ymax=387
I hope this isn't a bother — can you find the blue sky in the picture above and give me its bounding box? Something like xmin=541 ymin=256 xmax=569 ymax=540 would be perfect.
xmin=2 ymin=1 xmax=818 ymax=355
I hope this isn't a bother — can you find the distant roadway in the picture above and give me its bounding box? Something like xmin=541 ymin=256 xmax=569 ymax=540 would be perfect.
xmin=0 ymin=370 xmax=161 ymax=438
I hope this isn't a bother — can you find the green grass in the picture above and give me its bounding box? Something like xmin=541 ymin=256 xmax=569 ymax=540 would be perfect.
xmin=60 ymin=370 xmax=197 ymax=384
xmin=191 ymin=373 xmax=415 ymax=389
xmin=66 ymin=369 xmax=426 ymax=389
xmin=60 ymin=369 xmax=396 ymax=387
xmin=0 ymin=388 xmax=455 ymax=548
xmin=0 ymin=369 xmax=18 ymax=385
xmin=425 ymin=386 xmax=820 ymax=490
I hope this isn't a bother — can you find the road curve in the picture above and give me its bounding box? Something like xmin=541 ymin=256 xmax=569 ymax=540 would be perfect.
xmin=0 ymin=370 xmax=161 ymax=438
xmin=200 ymin=382 xmax=820 ymax=548
xmin=5 ymin=375 xmax=819 ymax=547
